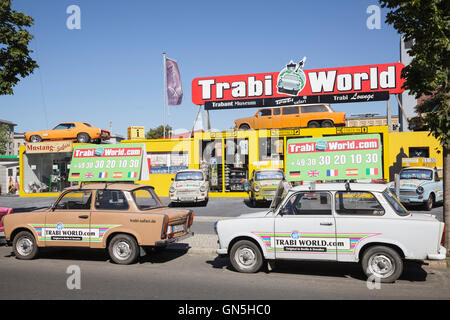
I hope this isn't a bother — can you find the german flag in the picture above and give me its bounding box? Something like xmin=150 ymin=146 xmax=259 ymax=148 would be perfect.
xmin=289 ymin=171 xmax=301 ymax=177
xmin=71 ymin=173 xmax=80 ymax=178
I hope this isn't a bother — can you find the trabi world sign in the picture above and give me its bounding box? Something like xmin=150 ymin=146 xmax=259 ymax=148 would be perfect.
xmin=191 ymin=60 xmax=404 ymax=109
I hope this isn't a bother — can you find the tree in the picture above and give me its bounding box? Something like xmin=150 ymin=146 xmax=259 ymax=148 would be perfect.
xmin=145 ymin=125 xmax=172 ymax=139
xmin=0 ymin=124 xmax=12 ymax=154
xmin=380 ymin=0 xmax=449 ymax=249
xmin=0 ymin=0 xmax=39 ymax=95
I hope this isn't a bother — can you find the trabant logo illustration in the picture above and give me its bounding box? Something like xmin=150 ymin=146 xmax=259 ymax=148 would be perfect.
xmin=315 ymin=140 xmax=328 ymax=151
xmin=94 ymin=147 xmax=104 ymax=157
xmin=291 ymin=231 xmax=300 ymax=240
xmin=277 ymin=57 xmax=307 ymax=96
xmin=56 ymin=222 xmax=64 ymax=231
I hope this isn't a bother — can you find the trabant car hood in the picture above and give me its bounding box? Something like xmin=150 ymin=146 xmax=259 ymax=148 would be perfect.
xmin=238 ymin=211 xmax=269 ymax=219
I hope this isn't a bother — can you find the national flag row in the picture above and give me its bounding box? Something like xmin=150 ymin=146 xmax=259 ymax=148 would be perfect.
xmin=70 ymin=172 xmax=138 ymax=179
xmin=289 ymin=168 xmax=379 ymax=178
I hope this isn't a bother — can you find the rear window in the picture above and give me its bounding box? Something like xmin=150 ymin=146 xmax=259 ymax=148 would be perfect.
xmin=132 ymin=188 xmax=163 ymax=210
xmin=335 ymin=191 xmax=384 ymax=216
xmin=95 ymin=190 xmax=129 ymax=211
xmin=282 ymin=107 xmax=299 ymax=115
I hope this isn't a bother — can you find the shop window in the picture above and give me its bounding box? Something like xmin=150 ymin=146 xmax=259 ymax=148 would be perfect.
xmin=95 ymin=190 xmax=129 ymax=210
xmin=335 ymin=192 xmax=384 ymax=216
xmin=148 ymin=152 xmax=188 ymax=174
xmin=409 ymin=147 xmax=429 ymax=158
xmin=55 ymin=191 xmax=92 ymax=210
xmin=259 ymin=137 xmax=284 ymax=162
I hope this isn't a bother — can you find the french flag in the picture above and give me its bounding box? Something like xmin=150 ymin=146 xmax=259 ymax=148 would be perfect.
xmin=326 ymin=169 xmax=338 ymax=177
xmin=99 ymin=172 xmax=108 ymax=178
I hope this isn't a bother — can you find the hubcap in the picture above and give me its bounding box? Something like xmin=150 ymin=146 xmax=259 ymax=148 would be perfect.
xmin=17 ymin=237 xmax=33 ymax=256
xmin=113 ymin=241 xmax=132 ymax=261
xmin=235 ymin=246 xmax=257 ymax=269
xmin=368 ymin=254 xmax=395 ymax=278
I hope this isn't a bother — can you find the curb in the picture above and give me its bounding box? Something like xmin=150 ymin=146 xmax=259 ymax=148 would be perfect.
xmin=423 ymin=259 xmax=448 ymax=269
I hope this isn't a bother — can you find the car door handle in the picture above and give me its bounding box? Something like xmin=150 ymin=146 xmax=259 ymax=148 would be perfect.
xmin=320 ymin=222 xmax=333 ymax=226
xmin=78 ymin=215 xmax=89 ymax=219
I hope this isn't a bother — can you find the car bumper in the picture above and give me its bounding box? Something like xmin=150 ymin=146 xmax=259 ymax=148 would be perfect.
xmin=217 ymin=247 xmax=228 ymax=255
xmin=427 ymin=246 xmax=447 ymax=260
xmin=170 ymin=194 xmax=208 ymax=202
xmin=399 ymin=195 xmax=426 ymax=204
xmin=154 ymin=232 xmax=194 ymax=247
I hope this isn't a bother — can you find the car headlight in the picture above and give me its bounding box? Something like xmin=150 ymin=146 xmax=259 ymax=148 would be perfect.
xmin=416 ymin=186 xmax=424 ymax=194
xmin=200 ymin=185 xmax=207 ymax=192
xmin=254 ymin=184 xmax=260 ymax=192
xmin=169 ymin=186 xmax=175 ymax=193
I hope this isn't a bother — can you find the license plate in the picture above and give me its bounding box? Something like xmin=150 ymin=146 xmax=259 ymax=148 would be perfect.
xmin=172 ymin=224 xmax=185 ymax=233
xmin=181 ymin=197 xmax=195 ymax=201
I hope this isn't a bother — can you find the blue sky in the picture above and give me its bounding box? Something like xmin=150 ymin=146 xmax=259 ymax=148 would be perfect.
xmin=1 ymin=0 xmax=403 ymax=135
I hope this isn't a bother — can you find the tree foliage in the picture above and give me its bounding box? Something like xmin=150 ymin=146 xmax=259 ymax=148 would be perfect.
xmin=0 ymin=0 xmax=38 ymax=95
xmin=0 ymin=124 xmax=12 ymax=154
xmin=145 ymin=125 xmax=172 ymax=139
xmin=380 ymin=0 xmax=449 ymax=146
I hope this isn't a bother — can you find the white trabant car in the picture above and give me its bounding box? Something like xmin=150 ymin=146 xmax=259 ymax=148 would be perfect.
xmin=215 ymin=182 xmax=446 ymax=283
xmin=169 ymin=169 xmax=209 ymax=205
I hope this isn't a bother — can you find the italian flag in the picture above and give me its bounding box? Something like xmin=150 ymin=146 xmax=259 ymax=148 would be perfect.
xmin=326 ymin=169 xmax=338 ymax=177
xmin=128 ymin=172 xmax=138 ymax=178
xmin=366 ymin=168 xmax=379 ymax=176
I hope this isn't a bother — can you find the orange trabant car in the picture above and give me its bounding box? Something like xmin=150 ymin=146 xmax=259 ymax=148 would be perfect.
xmin=234 ymin=104 xmax=346 ymax=130
xmin=24 ymin=122 xmax=111 ymax=143
xmin=1 ymin=183 xmax=194 ymax=264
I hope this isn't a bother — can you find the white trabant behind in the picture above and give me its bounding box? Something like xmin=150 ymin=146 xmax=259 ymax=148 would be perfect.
xmin=169 ymin=169 xmax=209 ymax=205
xmin=215 ymin=182 xmax=446 ymax=283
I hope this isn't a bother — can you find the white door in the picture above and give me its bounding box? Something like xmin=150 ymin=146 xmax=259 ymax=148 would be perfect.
xmin=274 ymin=191 xmax=337 ymax=261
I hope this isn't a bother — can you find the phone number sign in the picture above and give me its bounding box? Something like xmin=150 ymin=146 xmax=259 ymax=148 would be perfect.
xmin=286 ymin=134 xmax=382 ymax=181
xmin=68 ymin=143 xmax=144 ymax=182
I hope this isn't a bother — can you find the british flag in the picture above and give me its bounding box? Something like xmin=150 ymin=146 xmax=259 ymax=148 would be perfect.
xmin=85 ymin=172 xmax=94 ymax=178
xmin=308 ymin=170 xmax=319 ymax=177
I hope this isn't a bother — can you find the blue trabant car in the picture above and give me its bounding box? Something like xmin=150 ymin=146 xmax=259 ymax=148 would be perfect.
xmin=388 ymin=167 xmax=443 ymax=211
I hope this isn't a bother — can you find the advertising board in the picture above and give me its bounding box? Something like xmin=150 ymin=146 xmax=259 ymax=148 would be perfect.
xmin=286 ymin=134 xmax=382 ymax=181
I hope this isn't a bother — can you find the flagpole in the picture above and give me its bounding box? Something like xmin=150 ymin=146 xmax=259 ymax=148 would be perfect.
xmin=162 ymin=52 xmax=167 ymax=138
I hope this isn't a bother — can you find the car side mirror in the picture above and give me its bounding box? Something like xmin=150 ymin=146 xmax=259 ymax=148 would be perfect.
xmin=279 ymin=207 xmax=290 ymax=216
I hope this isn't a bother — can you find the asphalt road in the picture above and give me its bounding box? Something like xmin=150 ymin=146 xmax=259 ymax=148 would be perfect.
xmin=0 ymin=245 xmax=449 ymax=300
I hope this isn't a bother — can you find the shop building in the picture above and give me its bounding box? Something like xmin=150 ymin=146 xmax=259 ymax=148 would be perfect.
xmin=18 ymin=126 xmax=443 ymax=197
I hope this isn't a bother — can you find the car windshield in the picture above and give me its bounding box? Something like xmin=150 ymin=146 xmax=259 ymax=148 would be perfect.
xmin=400 ymin=169 xmax=433 ymax=180
xmin=132 ymin=187 xmax=164 ymax=210
xmin=255 ymin=171 xmax=283 ymax=181
xmin=383 ymin=190 xmax=409 ymax=216
xmin=284 ymin=74 xmax=298 ymax=81
xmin=175 ymin=171 xmax=203 ymax=181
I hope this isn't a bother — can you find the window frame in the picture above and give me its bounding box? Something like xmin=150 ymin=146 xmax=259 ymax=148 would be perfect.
xmin=94 ymin=189 xmax=130 ymax=211
xmin=282 ymin=106 xmax=299 ymax=115
xmin=132 ymin=187 xmax=164 ymax=211
xmin=334 ymin=191 xmax=385 ymax=216
xmin=53 ymin=190 xmax=93 ymax=211
xmin=278 ymin=191 xmax=333 ymax=216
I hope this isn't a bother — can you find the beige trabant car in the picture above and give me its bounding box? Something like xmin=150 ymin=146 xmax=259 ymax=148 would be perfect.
xmin=2 ymin=183 xmax=194 ymax=264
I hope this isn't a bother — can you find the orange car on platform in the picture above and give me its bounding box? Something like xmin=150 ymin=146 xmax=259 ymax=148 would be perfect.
xmin=234 ymin=104 xmax=346 ymax=130
xmin=25 ymin=122 xmax=111 ymax=144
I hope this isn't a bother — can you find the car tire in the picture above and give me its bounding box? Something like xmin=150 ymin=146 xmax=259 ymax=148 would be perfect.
xmin=321 ymin=120 xmax=334 ymax=127
xmin=230 ymin=240 xmax=263 ymax=273
xmin=250 ymin=197 xmax=256 ymax=207
xmin=108 ymin=234 xmax=139 ymax=265
xmin=77 ymin=132 xmax=91 ymax=143
xmin=13 ymin=231 xmax=39 ymax=260
xmin=425 ymin=194 xmax=434 ymax=211
xmin=30 ymin=135 xmax=42 ymax=143
xmin=239 ymin=124 xmax=250 ymax=130
xmin=307 ymin=121 xmax=320 ymax=128
xmin=361 ymin=245 xmax=403 ymax=283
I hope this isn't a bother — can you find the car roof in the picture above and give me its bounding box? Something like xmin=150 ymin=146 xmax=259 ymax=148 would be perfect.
xmin=290 ymin=182 xmax=387 ymax=193
xmin=401 ymin=167 xmax=434 ymax=170
xmin=65 ymin=183 xmax=154 ymax=192
xmin=175 ymin=169 xmax=203 ymax=173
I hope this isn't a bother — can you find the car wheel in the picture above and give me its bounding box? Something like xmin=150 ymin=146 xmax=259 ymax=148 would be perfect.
xmin=77 ymin=132 xmax=91 ymax=143
xmin=13 ymin=231 xmax=39 ymax=260
xmin=361 ymin=246 xmax=403 ymax=283
xmin=108 ymin=234 xmax=139 ymax=265
xmin=307 ymin=121 xmax=320 ymax=128
xmin=425 ymin=194 xmax=435 ymax=211
xmin=250 ymin=197 xmax=256 ymax=207
xmin=239 ymin=124 xmax=250 ymax=130
xmin=30 ymin=135 xmax=42 ymax=143
xmin=230 ymin=240 xmax=263 ymax=273
xmin=321 ymin=120 xmax=334 ymax=127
